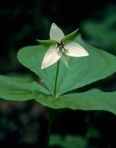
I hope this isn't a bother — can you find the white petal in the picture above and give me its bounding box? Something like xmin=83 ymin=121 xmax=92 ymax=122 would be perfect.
xmin=50 ymin=23 xmax=65 ymax=42
xmin=64 ymin=42 xmax=89 ymax=57
xmin=41 ymin=45 xmax=62 ymax=69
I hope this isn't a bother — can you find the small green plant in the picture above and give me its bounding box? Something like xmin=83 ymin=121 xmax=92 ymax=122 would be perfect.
xmin=0 ymin=23 xmax=116 ymax=147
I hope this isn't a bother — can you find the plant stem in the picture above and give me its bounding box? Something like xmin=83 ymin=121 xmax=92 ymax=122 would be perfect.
xmin=54 ymin=60 xmax=60 ymax=97
xmin=45 ymin=61 xmax=60 ymax=148
xmin=45 ymin=109 xmax=54 ymax=148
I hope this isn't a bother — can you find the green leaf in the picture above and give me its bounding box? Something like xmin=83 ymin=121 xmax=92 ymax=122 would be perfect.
xmin=17 ymin=35 xmax=116 ymax=96
xmin=35 ymin=89 xmax=116 ymax=114
xmin=17 ymin=45 xmax=57 ymax=95
xmin=62 ymin=28 xmax=79 ymax=42
xmin=50 ymin=134 xmax=87 ymax=148
xmin=0 ymin=75 xmax=49 ymax=101
xmin=81 ymin=9 xmax=116 ymax=55
xmin=36 ymin=39 xmax=57 ymax=47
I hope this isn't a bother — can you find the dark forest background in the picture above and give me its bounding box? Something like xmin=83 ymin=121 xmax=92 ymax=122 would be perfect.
xmin=0 ymin=0 xmax=116 ymax=148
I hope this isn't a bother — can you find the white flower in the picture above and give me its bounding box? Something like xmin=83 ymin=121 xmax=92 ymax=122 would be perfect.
xmin=40 ymin=23 xmax=89 ymax=69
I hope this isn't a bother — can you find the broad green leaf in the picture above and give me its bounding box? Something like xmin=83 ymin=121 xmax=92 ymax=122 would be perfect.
xmin=62 ymin=28 xmax=79 ymax=42
xmin=35 ymin=89 xmax=116 ymax=114
xmin=0 ymin=75 xmax=49 ymax=101
xmin=36 ymin=39 xmax=57 ymax=47
xmin=17 ymin=45 xmax=57 ymax=95
xmin=18 ymin=35 xmax=116 ymax=96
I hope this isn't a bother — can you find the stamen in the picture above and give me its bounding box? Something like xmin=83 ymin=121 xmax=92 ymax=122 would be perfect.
xmin=56 ymin=41 xmax=65 ymax=52
xmin=62 ymin=48 xmax=65 ymax=52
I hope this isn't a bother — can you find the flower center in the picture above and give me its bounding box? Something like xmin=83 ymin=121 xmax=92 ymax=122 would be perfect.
xmin=57 ymin=41 xmax=65 ymax=52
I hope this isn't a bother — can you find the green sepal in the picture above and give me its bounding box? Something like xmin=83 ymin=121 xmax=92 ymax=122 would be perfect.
xmin=60 ymin=54 xmax=70 ymax=69
xmin=62 ymin=28 xmax=79 ymax=42
xmin=36 ymin=39 xmax=57 ymax=47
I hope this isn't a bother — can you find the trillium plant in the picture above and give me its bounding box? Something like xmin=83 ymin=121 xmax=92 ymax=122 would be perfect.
xmin=0 ymin=23 xmax=116 ymax=147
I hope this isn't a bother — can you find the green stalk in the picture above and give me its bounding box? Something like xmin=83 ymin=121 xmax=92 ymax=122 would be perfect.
xmin=45 ymin=60 xmax=60 ymax=148
xmin=54 ymin=60 xmax=60 ymax=97
xmin=45 ymin=109 xmax=54 ymax=148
